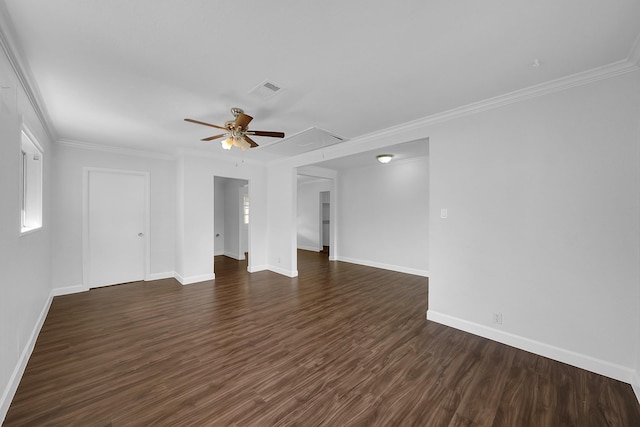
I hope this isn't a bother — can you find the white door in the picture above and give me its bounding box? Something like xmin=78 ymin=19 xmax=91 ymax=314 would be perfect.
xmin=87 ymin=170 xmax=146 ymax=288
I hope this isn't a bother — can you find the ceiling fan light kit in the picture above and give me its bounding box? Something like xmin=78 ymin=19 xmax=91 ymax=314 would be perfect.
xmin=185 ymin=108 xmax=285 ymax=151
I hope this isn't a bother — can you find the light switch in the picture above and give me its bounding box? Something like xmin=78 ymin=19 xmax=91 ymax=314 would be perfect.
xmin=440 ymin=209 xmax=448 ymax=219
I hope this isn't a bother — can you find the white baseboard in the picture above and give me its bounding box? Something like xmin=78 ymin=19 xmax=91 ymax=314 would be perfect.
xmin=52 ymin=272 xmax=176 ymax=296
xmin=223 ymin=251 xmax=245 ymax=261
xmin=174 ymin=272 xmax=215 ymax=285
xmin=298 ymin=245 xmax=321 ymax=252
xmin=1 ymin=293 xmax=53 ymax=423
xmin=247 ymin=264 xmax=269 ymax=273
xmin=337 ymin=256 xmax=429 ymax=277
xmin=146 ymin=271 xmax=174 ymax=281
xmin=426 ymin=309 xmax=636 ymax=385
xmin=268 ymin=265 xmax=299 ymax=278
xmin=632 ymin=371 xmax=640 ymax=406
xmin=51 ymin=284 xmax=87 ymax=296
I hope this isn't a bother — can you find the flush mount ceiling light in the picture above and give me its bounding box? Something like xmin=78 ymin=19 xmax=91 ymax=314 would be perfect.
xmin=184 ymin=108 xmax=285 ymax=151
xmin=377 ymin=154 xmax=393 ymax=164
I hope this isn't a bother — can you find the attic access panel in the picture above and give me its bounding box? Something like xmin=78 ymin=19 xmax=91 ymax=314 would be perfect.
xmin=260 ymin=127 xmax=347 ymax=157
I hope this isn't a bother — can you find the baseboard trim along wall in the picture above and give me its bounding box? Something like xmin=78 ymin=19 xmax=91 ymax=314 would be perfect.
xmin=52 ymin=284 xmax=87 ymax=296
xmin=146 ymin=272 xmax=174 ymax=281
xmin=51 ymin=272 xmax=182 ymax=296
xmin=1 ymin=293 xmax=53 ymax=423
xmin=337 ymin=256 xmax=429 ymax=277
xmin=174 ymin=272 xmax=215 ymax=285
xmin=632 ymin=372 xmax=640 ymax=406
xmin=223 ymin=251 xmax=245 ymax=261
xmin=268 ymin=265 xmax=299 ymax=278
xmin=247 ymin=264 xmax=268 ymax=273
xmin=297 ymin=245 xmax=321 ymax=252
xmin=426 ymin=309 xmax=637 ymax=388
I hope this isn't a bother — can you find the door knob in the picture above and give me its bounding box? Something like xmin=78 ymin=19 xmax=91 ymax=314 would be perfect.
xmin=138 ymin=232 xmax=144 ymax=237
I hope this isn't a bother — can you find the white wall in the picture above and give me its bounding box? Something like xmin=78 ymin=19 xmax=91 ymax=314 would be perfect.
xmin=51 ymin=144 xmax=176 ymax=291
xmin=337 ymin=157 xmax=429 ymax=276
xmin=267 ymin=166 xmax=298 ymax=276
xmin=427 ymin=71 xmax=640 ymax=382
xmin=0 ymin=45 xmax=53 ymax=420
xmin=213 ymin=177 xmax=225 ymax=256
xmin=297 ymin=178 xmax=331 ymax=252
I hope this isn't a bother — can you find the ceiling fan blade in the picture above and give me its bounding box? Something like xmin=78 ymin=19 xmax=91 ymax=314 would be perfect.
xmin=247 ymin=130 xmax=285 ymax=138
xmin=184 ymin=118 xmax=227 ymax=131
xmin=235 ymin=113 xmax=253 ymax=129
xmin=201 ymin=133 xmax=226 ymax=141
xmin=244 ymin=135 xmax=259 ymax=148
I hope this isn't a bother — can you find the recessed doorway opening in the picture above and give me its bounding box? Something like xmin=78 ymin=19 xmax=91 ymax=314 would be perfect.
xmin=214 ymin=176 xmax=249 ymax=277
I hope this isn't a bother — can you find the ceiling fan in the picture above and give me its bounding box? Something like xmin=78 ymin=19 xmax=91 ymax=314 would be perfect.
xmin=184 ymin=108 xmax=285 ymax=151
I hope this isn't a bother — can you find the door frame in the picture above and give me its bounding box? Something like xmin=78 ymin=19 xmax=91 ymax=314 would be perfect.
xmin=212 ymin=175 xmax=251 ymax=275
xmin=82 ymin=167 xmax=150 ymax=290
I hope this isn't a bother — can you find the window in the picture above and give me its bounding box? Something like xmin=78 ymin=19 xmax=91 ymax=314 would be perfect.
xmin=243 ymin=193 xmax=250 ymax=225
xmin=20 ymin=128 xmax=43 ymax=234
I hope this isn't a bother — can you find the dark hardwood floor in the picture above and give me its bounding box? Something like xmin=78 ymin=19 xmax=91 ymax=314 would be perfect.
xmin=5 ymin=251 xmax=640 ymax=426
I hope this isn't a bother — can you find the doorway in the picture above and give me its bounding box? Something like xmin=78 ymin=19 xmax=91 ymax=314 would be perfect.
xmin=83 ymin=168 xmax=149 ymax=288
xmin=214 ymin=176 xmax=249 ymax=275
xmin=320 ymin=191 xmax=330 ymax=254
xmin=296 ymin=174 xmax=334 ymax=272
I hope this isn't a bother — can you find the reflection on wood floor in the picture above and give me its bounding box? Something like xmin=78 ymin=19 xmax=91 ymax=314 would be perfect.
xmin=5 ymin=250 xmax=640 ymax=425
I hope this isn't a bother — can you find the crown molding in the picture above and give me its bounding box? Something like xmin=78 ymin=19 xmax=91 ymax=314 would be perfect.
xmin=281 ymin=58 xmax=639 ymax=170
xmin=57 ymin=139 xmax=174 ymax=161
xmin=355 ymin=59 xmax=640 ymax=145
xmin=292 ymin=58 xmax=640 ymax=171
xmin=0 ymin=2 xmax=56 ymax=142
xmin=628 ymin=32 xmax=640 ymax=66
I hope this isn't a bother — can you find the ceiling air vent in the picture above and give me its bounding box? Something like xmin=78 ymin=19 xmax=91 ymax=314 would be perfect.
xmin=249 ymin=80 xmax=282 ymax=100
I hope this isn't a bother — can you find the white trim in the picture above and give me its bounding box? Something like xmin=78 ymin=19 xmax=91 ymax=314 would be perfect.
xmin=632 ymin=371 xmax=640 ymax=406
xmin=281 ymin=60 xmax=640 ymax=170
xmin=342 ymin=61 xmax=639 ymax=152
xmin=82 ymin=167 xmax=151 ymax=289
xmin=223 ymin=251 xmax=245 ymax=261
xmin=298 ymin=245 xmax=321 ymax=252
xmin=57 ymin=139 xmax=173 ymax=161
xmin=0 ymin=294 xmax=52 ymax=423
xmin=51 ymin=285 xmax=87 ymax=296
xmin=247 ymin=264 xmax=269 ymax=273
xmin=426 ymin=310 xmax=636 ymax=385
xmin=268 ymin=265 xmax=299 ymax=278
xmin=337 ymin=256 xmax=429 ymax=277
xmin=628 ymin=32 xmax=640 ymax=66
xmin=0 ymin=4 xmax=55 ymax=142
xmin=19 ymin=126 xmax=44 ymax=235
xmin=175 ymin=273 xmax=215 ymax=285
xmin=146 ymin=272 xmax=175 ymax=281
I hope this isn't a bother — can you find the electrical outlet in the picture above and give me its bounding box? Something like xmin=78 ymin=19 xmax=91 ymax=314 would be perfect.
xmin=440 ymin=208 xmax=448 ymax=219
xmin=492 ymin=312 xmax=502 ymax=325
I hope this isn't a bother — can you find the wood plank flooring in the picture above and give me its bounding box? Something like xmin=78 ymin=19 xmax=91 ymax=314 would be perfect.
xmin=5 ymin=251 xmax=640 ymax=426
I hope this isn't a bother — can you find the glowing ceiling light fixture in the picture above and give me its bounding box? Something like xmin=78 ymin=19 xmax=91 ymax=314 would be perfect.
xmin=377 ymin=154 xmax=393 ymax=164
xmin=221 ymin=137 xmax=233 ymax=150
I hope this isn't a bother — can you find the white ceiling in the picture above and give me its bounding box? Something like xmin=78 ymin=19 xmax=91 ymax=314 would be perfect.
xmin=1 ymin=0 xmax=640 ymax=164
